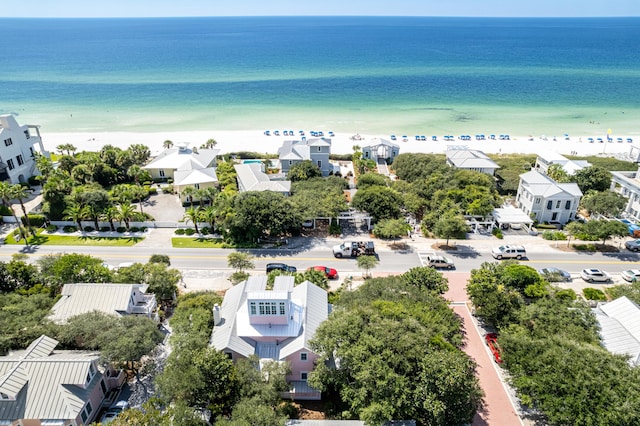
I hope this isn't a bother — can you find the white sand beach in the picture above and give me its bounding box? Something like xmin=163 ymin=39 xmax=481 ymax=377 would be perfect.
xmin=41 ymin=130 xmax=639 ymax=159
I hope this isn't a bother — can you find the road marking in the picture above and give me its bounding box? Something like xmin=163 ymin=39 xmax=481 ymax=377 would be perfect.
xmin=417 ymin=251 xmax=433 ymax=267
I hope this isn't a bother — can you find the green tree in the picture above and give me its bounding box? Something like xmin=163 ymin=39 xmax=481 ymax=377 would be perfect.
xmin=227 ymin=252 xmax=254 ymax=273
xmin=116 ymin=201 xmax=137 ymax=230
xmin=546 ymin=163 xmax=571 ymax=183
xmin=201 ymin=138 xmax=217 ymax=149
xmin=351 ymin=186 xmax=403 ymax=221
xmin=574 ymin=166 xmax=612 ymax=193
xmin=466 ymin=262 xmax=524 ymax=327
xmin=114 ymin=262 xmax=181 ymax=302
xmin=38 ymin=253 xmax=112 ymax=288
xmin=581 ymin=191 xmax=627 ymax=217
xmin=184 ymin=206 xmax=202 ymax=234
xmin=100 ymin=206 xmax=119 ymax=232
xmin=228 ymin=191 xmax=300 ymax=243
xmin=10 ymin=184 xmax=37 ymax=237
xmin=288 ymin=160 xmax=322 ymax=182
xmin=401 ymin=266 xmax=449 ymax=294
xmin=583 ymin=219 xmax=629 ymax=245
xmin=163 ymin=140 xmax=174 ymax=149
xmin=372 ymin=218 xmax=411 ymax=241
xmin=63 ymin=202 xmax=90 ymax=230
xmin=433 ymin=212 xmax=468 ymax=245
xmin=149 ymin=254 xmax=171 ymax=266
xmin=356 ymin=172 xmax=389 ymax=189
xmin=356 ymin=255 xmax=378 ymax=278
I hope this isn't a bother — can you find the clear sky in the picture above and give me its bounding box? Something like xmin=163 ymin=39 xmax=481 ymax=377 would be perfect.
xmin=1 ymin=0 xmax=638 ymax=18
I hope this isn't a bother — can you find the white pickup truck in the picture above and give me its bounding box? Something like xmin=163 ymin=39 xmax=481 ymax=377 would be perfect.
xmin=332 ymin=241 xmax=375 ymax=258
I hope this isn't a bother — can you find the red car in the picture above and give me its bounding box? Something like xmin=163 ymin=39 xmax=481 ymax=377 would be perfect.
xmin=307 ymin=266 xmax=338 ymax=279
xmin=485 ymin=333 xmax=503 ymax=364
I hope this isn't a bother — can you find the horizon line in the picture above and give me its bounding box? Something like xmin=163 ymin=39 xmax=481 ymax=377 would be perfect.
xmin=1 ymin=15 xmax=639 ymax=19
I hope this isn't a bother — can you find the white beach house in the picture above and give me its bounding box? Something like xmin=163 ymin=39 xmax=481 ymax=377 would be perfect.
xmin=278 ymin=138 xmax=332 ymax=177
xmin=210 ymin=275 xmax=328 ymax=400
xmin=446 ymin=146 xmax=499 ymax=176
xmin=610 ymin=168 xmax=640 ymax=222
xmin=234 ymin=163 xmax=291 ymax=194
xmin=0 ymin=114 xmax=49 ymax=184
xmin=516 ymin=170 xmax=582 ymax=225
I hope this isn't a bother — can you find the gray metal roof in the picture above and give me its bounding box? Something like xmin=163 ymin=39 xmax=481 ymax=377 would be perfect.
xmin=446 ymin=147 xmax=499 ymax=170
xmin=210 ymin=278 xmax=328 ymax=361
xmin=173 ymin=167 xmax=218 ymax=186
xmin=234 ymin=163 xmax=291 ymax=193
xmin=49 ymin=283 xmax=150 ymax=323
xmin=519 ymin=170 xmax=583 ymax=197
xmin=0 ymin=336 xmax=101 ymax=422
xmin=143 ymin=147 xmax=218 ymax=170
xmin=594 ymin=296 xmax=640 ymax=365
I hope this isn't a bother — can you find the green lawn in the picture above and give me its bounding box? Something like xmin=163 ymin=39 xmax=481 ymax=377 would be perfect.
xmin=171 ymin=237 xmax=227 ymax=248
xmin=5 ymin=231 xmax=142 ymax=246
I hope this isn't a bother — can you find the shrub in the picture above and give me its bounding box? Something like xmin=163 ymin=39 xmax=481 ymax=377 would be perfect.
xmin=492 ymin=228 xmax=504 ymax=239
xmin=148 ymin=187 xmax=158 ymax=196
xmin=0 ymin=204 xmax=12 ymax=216
xmin=555 ymin=288 xmax=577 ymax=301
xmin=63 ymin=225 xmax=77 ymax=233
xmin=185 ymin=228 xmax=196 ymax=236
xmin=329 ymin=218 xmax=341 ymax=236
xmin=129 ymin=227 xmax=140 ymax=233
xmin=28 ymin=175 xmax=40 ymax=186
xmin=175 ymin=228 xmax=185 ymax=235
xmin=583 ymin=287 xmax=607 ymax=301
xmin=149 ymin=254 xmax=171 ymax=265
xmin=542 ymin=230 xmax=567 ymax=240
xmin=163 ymin=184 xmax=174 ymax=194
xmin=140 ymin=226 xmax=147 ymax=232
xmin=200 ymin=227 xmax=210 ymax=235
xmin=23 ymin=214 xmax=46 ymax=227
xmin=100 ymin=226 xmax=111 ymax=232
xmin=83 ymin=226 xmax=95 ymax=232
xmin=229 ymin=271 xmax=249 ymax=284
xmin=46 ymin=224 xmax=58 ymax=233
xmin=116 ymin=226 xmax=127 ymax=233
xmin=536 ymin=222 xmax=558 ymax=230
xmin=143 ymin=181 xmax=152 ymax=186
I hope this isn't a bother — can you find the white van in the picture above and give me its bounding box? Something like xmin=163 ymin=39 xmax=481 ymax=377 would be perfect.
xmin=491 ymin=245 xmax=526 ymax=260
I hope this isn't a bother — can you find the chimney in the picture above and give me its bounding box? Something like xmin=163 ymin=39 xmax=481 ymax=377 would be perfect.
xmin=213 ymin=304 xmax=221 ymax=326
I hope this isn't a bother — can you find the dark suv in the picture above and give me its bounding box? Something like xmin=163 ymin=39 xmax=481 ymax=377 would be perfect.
xmin=266 ymin=263 xmax=297 ymax=273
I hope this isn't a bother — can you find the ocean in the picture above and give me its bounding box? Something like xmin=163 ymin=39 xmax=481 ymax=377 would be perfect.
xmin=1 ymin=16 xmax=639 ymax=137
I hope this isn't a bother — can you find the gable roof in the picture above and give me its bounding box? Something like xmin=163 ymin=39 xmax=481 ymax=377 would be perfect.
xmin=173 ymin=167 xmax=218 ymax=186
xmin=143 ymin=146 xmax=219 ymax=171
xmin=278 ymin=138 xmax=331 ymax=161
xmin=0 ymin=336 xmax=100 ymax=422
xmin=446 ymin=147 xmax=499 ymax=170
xmin=234 ymin=163 xmax=291 ymax=193
xmin=49 ymin=283 xmax=149 ymax=323
xmin=363 ymin=137 xmax=399 ymax=149
xmin=519 ymin=170 xmax=583 ymax=198
xmin=593 ymin=296 xmax=640 ymax=365
xmin=210 ymin=277 xmax=328 ymax=360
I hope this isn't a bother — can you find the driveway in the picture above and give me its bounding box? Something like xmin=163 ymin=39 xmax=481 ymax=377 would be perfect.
xmin=135 ymin=192 xmax=185 ymax=223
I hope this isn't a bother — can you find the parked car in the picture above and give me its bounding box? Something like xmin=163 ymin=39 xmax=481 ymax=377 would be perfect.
xmin=101 ymin=401 xmax=129 ymax=425
xmin=425 ymin=254 xmax=455 ymax=269
xmin=625 ymin=239 xmax=640 ymax=252
xmin=538 ymin=267 xmax=572 ymax=282
xmin=580 ymin=268 xmax=612 ymax=283
xmin=307 ymin=266 xmax=338 ymax=279
xmin=491 ymin=245 xmax=526 ymax=260
xmin=266 ymin=263 xmax=297 ymax=273
xmin=621 ymin=269 xmax=640 ymax=282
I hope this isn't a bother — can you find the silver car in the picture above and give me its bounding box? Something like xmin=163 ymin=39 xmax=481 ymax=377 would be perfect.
xmin=621 ymin=269 xmax=640 ymax=282
xmin=580 ymin=268 xmax=611 ymax=283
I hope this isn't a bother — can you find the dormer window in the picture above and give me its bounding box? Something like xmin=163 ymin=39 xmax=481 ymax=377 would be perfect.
xmin=249 ymin=301 xmax=287 ymax=316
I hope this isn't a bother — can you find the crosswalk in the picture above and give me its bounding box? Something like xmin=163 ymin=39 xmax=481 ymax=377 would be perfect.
xmin=417 ymin=251 xmax=434 ymax=267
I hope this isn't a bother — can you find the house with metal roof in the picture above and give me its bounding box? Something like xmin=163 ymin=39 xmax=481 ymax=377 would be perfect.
xmin=210 ymin=276 xmax=329 ymax=400
xmin=278 ymin=138 xmax=332 ymax=177
xmin=0 ymin=114 xmax=49 ymax=184
xmin=610 ymin=168 xmax=640 ymax=222
xmin=361 ymin=138 xmax=400 ymax=163
xmin=0 ymin=335 xmax=125 ymax=425
xmin=593 ymin=296 xmax=640 ymax=366
xmin=446 ymin=146 xmax=499 ymax=176
xmin=142 ymin=143 xmax=219 ymax=204
xmin=49 ymin=283 xmax=158 ymax=324
xmin=516 ymin=170 xmax=582 ymax=225
xmin=234 ymin=163 xmax=291 ymax=194
xmin=534 ymin=150 xmax=591 ymax=175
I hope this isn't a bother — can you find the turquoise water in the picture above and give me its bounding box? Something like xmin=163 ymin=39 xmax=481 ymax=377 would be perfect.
xmin=1 ymin=17 xmax=639 ymax=136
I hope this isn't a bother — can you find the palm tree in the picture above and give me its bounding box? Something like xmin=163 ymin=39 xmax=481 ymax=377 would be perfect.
xmin=101 ymin=206 xmax=119 ymax=231
xmin=63 ymin=202 xmax=90 ymax=231
xmin=34 ymin=153 xmax=54 ymax=180
xmin=200 ymin=205 xmax=217 ymax=231
xmin=181 ymin=186 xmax=196 ymax=207
xmin=195 ymin=188 xmax=210 ymax=208
xmin=86 ymin=204 xmax=101 ymax=230
xmin=183 ymin=207 xmax=201 ymax=234
xmin=0 ymin=182 xmax=28 ymax=245
xmin=116 ymin=202 xmax=136 ymax=231
xmin=10 ymin=185 xmax=37 ymax=237
xmin=201 ymin=138 xmax=217 ymax=149
xmin=202 ymin=186 xmax=218 ymax=205
xmin=163 ymin=140 xmax=174 ymax=150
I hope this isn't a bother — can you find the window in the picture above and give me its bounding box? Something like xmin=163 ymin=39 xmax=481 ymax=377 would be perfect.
xmin=317 ymin=146 xmax=321 ymax=152
xmin=258 ymin=301 xmax=278 ymax=315
xmin=159 ymin=169 xmax=165 ymax=177
xmin=100 ymin=379 xmax=107 ymax=395
xmin=86 ymin=401 xmax=93 ymax=416
xmin=29 ymin=147 xmax=34 ymax=156
xmin=546 ymin=200 xmax=552 ymax=210
xmin=552 ymin=212 xmax=558 ymax=221
xmin=3 ymin=138 xmax=12 ymax=146
xmin=317 ymin=160 xmax=322 ymax=168
xmin=225 ymin=352 xmax=233 ymax=360
xmin=301 ymin=372 xmax=308 ymax=380
xmin=249 ymin=302 xmax=256 ymax=315
xmin=565 ymin=200 xmax=571 ymax=210
xmin=24 ymin=130 xmax=30 ymax=139
xmin=279 ymin=302 xmax=285 ymax=315
xmin=194 ymin=183 xmax=200 ymax=189
xmin=81 ymin=410 xmax=88 ymax=422
xmin=16 ymin=155 xmax=23 ymax=166
xmin=556 ymin=200 xmax=561 ymax=208
xmin=300 ymin=352 xmax=308 ymax=361
xmin=6 ymin=159 xmax=14 ymax=170
xmin=535 ymin=198 xmax=541 ymax=204
xmin=289 ymin=160 xmax=292 ymax=166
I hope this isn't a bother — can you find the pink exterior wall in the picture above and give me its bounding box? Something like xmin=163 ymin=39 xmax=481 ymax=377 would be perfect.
xmin=285 ymin=348 xmax=318 ymax=381
xmin=248 ymin=314 xmax=288 ymax=326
